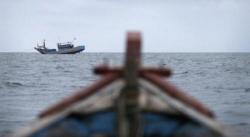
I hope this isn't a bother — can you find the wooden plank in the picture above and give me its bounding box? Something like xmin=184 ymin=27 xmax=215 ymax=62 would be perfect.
xmin=39 ymin=73 xmax=121 ymax=118
xmin=140 ymin=79 xmax=232 ymax=137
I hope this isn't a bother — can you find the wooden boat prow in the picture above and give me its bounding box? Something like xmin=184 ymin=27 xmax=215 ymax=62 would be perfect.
xmin=14 ymin=32 xmax=234 ymax=137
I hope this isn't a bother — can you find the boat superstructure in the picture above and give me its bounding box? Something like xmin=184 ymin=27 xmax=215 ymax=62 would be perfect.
xmin=34 ymin=40 xmax=85 ymax=54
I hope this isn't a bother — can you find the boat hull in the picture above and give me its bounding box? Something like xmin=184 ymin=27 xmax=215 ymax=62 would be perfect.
xmin=35 ymin=46 xmax=85 ymax=54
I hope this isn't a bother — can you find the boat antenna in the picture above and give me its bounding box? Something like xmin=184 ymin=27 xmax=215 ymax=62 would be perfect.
xmin=43 ymin=39 xmax=46 ymax=48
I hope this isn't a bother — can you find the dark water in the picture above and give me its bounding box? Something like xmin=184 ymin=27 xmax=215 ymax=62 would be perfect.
xmin=0 ymin=53 xmax=250 ymax=136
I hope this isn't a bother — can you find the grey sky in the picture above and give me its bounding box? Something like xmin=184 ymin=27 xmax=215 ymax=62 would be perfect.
xmin=0 ymin=0 xmax=249 ymax=52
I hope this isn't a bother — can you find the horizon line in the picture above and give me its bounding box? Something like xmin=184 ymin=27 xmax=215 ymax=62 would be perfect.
xmin=1 ymin=51 xmax=250 ymax=53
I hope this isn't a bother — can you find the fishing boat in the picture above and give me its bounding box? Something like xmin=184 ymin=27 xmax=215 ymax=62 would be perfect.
xmin=34 ymin=40 xmax=85 ymax=54
xmin=14 ymin=32 xmax=233 ymax=137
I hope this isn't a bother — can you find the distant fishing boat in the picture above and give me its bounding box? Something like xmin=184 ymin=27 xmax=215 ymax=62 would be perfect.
xmin=14 ymin=32 xmax=233 ymax=137
xmin=34 ymin=40 xmax=85 ymax=54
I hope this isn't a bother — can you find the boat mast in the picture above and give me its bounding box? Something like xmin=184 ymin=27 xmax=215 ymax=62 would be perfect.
xmin=117 ymin=32 xmax=142 ymax=137
xmin=43 ymin=39 xmax=46 ymax=48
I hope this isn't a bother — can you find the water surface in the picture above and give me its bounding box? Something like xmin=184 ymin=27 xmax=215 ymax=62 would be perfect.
xmin=0 ymin=53 xmax=250 ymax=136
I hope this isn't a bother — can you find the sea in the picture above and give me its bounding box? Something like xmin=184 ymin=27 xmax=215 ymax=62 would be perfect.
xmin=0 ymin=53 xmax=250 ymax=137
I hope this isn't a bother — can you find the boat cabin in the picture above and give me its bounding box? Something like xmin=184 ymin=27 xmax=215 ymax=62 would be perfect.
xmin=57 ymin=42 xmax=74 ymax=50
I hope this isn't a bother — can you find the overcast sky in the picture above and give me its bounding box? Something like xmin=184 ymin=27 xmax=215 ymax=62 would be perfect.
xmin=0 ymin=0 xmax=249 ymax=52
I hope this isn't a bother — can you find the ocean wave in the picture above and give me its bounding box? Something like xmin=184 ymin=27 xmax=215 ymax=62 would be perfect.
xmin=0 ymin=130 xmax=12 ymax=137
xmin=3 ymin=81 xmax=24 ymax=87
xmin=55 ymin=66 xmax=64 ymax=70
xmin=63 ymin=70 xmax=72 ymax=73
xmin=42 ymin=71 xmax=49 ymax=74
xmin=236 ymin=122 xmax=249 ymax=126
xmin=175 ymin=71 xmax=188 ymax=75
xmin=226 ymin=110 xmax=250 ymax=117
xmin=245 ymin=88 xmax=250 ymax=92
